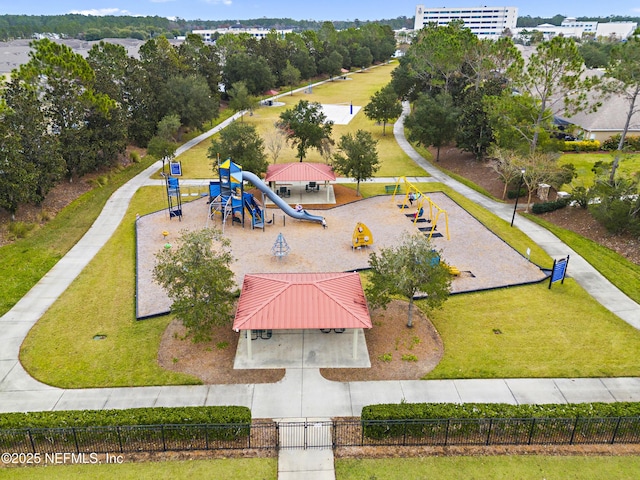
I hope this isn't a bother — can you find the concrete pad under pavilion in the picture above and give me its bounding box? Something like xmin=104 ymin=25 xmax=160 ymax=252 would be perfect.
xmin=233 ymin=328 xmax=370 ymax=369
xmin=261 ymin=182 xmax=336 ymax=206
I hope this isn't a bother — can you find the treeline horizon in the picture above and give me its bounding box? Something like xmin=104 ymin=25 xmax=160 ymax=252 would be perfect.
xmin=1 ymin=13 xmax=639 ymax=42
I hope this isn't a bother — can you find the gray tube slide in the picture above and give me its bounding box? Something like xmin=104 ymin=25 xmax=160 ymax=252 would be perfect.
xmin=242 ymin=171 xmax=325 ymax=224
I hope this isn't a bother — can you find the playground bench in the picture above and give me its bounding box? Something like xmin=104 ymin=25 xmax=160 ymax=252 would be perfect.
xmin=385 ymin=185 xmax=398 ymax=194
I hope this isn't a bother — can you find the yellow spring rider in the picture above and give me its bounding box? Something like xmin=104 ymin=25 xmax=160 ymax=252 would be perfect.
xmin=352 ymin=222 xmax=373 ymax=249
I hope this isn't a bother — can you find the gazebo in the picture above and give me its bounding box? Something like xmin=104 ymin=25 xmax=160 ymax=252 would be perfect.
xmin=233 ymin=272 xmax=372 ymax=360
xmin=265 ymin=162 xmax=336 ymax=203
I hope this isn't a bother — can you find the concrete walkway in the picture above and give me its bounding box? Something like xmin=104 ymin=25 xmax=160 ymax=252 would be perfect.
xmin=1 ymin=98 xmax=640 ymax=478
xmin=393 ymin=102 xmax=640 ymax=329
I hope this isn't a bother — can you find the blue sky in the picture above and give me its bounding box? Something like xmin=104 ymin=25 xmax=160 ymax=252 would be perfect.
xmin=1 ymin=1 xmax=638 ymax=22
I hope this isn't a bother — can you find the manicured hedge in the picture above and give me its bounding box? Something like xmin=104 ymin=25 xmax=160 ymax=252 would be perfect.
xmin=532 ymin=199 xmax=569 ymax=214
xmin=361 ymin=402 xmax=640 ymax=421
xmin=360 ymin=403 xmax=640 ymax=443
xmin=560 ymin=140 xmax=601 ymax=152
xmin=0 ymin=406 xmax=251 ymax=430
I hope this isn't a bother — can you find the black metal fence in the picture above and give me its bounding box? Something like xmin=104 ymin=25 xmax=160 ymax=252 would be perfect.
xmin=336 ymin=417 xmax=640 ymax=448
xmin=0 ymin=421 xmax=276 ymax=454
xmin=1 ymin=417 xmax=638 ymax=454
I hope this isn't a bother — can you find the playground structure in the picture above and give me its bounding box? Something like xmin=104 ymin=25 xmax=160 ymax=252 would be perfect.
xmin=208 ymin=158 xmax=267 ymax=231
xmin=271 ymin=232 xmax=291 ymax=259
xmin=163 ymin=175 xmax=183 ymax=220
xmin=352 ymin=222 xmax=373 ymax=249
xmin=208 ymin=158 xmax=326 ymax=230
xmin=392 ymin=176 xmax=450 ymax=240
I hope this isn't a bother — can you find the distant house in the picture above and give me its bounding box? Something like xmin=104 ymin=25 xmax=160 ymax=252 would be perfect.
xmin=564 ymin=97 xmax=640 ymax=143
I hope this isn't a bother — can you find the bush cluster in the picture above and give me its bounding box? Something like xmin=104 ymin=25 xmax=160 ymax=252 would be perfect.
xmin=361 ymin=402 xmax=640 ymax=421
xmin=0 ymin=406 xmax=251 ymax=429
xmin=560 ymin=140 xmax=601 ymax=152
xmin=601 ymin=134 xmax=640 ymax=152
xmin=532 ymin=198 xmax=569 ymax=214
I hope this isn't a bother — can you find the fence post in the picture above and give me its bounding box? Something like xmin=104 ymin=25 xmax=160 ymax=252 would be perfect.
xmin=332 ymin=420 xmax=336 ymax=449
xmin=275 ymin=422 xmax=280 ymax=451
xmin=486 ymin=419 xmax=493 ymax=446
xmin=569 ymin=417 xmax=580 ymax=445
xmin=444 ymin=419 xmax=450 ymax=446
xmin=361 ymin=421 xmax=365 ymax=446
xmin=161 ymin=425 xmax=166 ymax=451
xmin=403 ymin=421 xmax=408 ymax=446
xmin=26 ymin=429 xmax=35 ymax=453
xmin=72 ymin=427 xmax=79 ymax=453
xmin=528 ymin=418 xmax=536 ymax=445
xmin=611 ymin=417 xmax=622 ymax=445
xmin=116 ymin=426 xmax=123 ymax=453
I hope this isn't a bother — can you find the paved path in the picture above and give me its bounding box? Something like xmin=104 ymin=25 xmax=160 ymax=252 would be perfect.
xmin=1 ymin=103 xmax=639 ymax=420
xmin=393 ymin=102 xmax=640 ymax=329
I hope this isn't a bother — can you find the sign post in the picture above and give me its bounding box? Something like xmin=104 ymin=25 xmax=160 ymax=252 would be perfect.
xmin=549 ymin=255 xmax=570 ymax=289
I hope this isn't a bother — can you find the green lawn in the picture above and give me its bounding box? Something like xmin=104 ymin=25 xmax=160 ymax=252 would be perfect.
xmin=335 ymin=456 xmax=640 ymax=480
xmin=20 ymin=187 xmax=200 ymax=388
xmin=559 ymin=152 xmax=640 ymax=190
xmin=0 ymin=458 xmax=277 ymax=480
xmin=175 ymin=62 xmax=426 ymax=178
xmin=0 ymin=158 xmax=157 ymax=317
xmin=526 ymin=213 xmax=640 ymax=304
xmin=424 ymin=280 xmax=640 ymax=379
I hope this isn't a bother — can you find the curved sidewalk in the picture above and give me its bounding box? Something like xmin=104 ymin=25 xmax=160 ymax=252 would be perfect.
xmin=1 ymin=107 xmax=639 ymax=416
xmin=394 ymin=103 xmax=640 ymax=329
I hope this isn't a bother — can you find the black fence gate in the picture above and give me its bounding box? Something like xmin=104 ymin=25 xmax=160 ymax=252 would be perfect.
xmin=277 ymin=420 xmax=333 ymax=450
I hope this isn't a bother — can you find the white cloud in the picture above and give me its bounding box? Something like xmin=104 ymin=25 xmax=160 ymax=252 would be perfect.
xmin=69 ymin=8 xmax=132 ymax=16
xmin=204 ymin=0 xmax=233 ymax=5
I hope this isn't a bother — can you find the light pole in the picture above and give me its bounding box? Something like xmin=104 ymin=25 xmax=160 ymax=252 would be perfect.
xmin=510 ymin=169 xmax=525 ymax=227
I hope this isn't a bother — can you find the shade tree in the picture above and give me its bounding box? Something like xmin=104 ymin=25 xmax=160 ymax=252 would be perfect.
xmin=366 ymin=233 xmax=452 ymax=328
xmin=153 ymin=228 xmax=236 ymax=343
xmin=277 ymin=100 xmax=334 ymax=162
xmin=332 ymin=130 xmax=380 ymax=196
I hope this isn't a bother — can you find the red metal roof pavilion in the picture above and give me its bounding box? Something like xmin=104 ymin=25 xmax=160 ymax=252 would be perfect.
xmin=233 ymin=272 xmax=371 ymax=331
xmin=264 ymin=162 xmax=336 ymax=183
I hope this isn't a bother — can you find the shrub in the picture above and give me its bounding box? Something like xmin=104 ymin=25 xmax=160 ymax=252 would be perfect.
xmin=401 ymin=354 xmax=418 ymax=362
xmin=361 ymin=402 xmax=640 ymax=422
xmin=560 ymin=139 xmax=601 ymax=152
xmin=130 ymin=151 xmax=141 ymax=163
xmin=0 ymin=406 xmax=251 ymax=430
xmin=602 ymin=134 xmax=640 ymax=152
xmin=532 ymin=199 xmax=569 ymax=214
xmin=569 ymin=186 xmax=591 ymax=209
xmin=378 ymin=353 xmax=393 ymax=362
xmin=7 ymin=221 xmax=36 ymax=240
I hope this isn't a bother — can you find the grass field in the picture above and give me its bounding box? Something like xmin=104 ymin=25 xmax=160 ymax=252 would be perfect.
xmin=0 ymin=159 xmax=157 ymax=317
xmin=559 ymin=152 xmax=640 ymax=190
xmin=525 ymin=213 xmax=640 ymax=304
xmin=335 ymin=456 xmax=640 ymax=480
xmin=424 ymin=279 xmax=640 ymax=379
xmin=20 ymin=187 xmax=200 ymax=388
xmin=0 ymin=458 xmax=277 ymax=480
xmin=171 ymin=62 xmax=426 ymax=179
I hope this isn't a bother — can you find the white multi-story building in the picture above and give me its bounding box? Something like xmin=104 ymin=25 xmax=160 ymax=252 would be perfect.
xmin=513 ymin=17 xmax=637 ymax=42
xmin=414 ymin=4 xmax=518 ymax=39
xmin=192 ymin=27 xmax=293 ymax=42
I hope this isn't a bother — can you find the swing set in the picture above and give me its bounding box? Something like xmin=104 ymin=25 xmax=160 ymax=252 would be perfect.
xmin=391 ymin=176 xmax=450 ymax=240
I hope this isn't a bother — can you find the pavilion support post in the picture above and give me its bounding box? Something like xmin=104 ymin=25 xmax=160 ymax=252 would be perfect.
xmin=352 ymin=329 xmax=358 ymax=360
xmin=247 ymin=329 xmax=252 ymax=360
xmin=326 ymin=182 xmax=330 ymax=203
